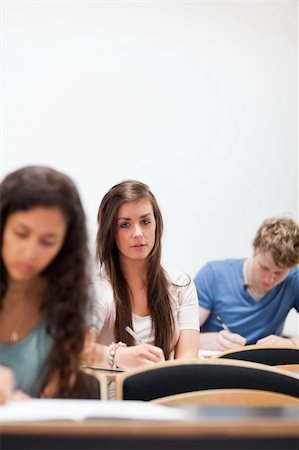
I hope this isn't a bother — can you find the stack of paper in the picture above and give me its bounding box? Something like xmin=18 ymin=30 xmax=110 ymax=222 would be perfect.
xmin=0 ymin=399 xmax=188 ymax=422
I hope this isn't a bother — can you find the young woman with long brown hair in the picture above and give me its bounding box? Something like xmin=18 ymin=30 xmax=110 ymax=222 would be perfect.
xmin=85 ymin=180 xmax=199 ymax=370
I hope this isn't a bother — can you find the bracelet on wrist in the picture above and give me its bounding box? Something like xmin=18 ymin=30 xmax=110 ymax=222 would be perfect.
xmin=107 ymin=341 xmax=127 ymax=368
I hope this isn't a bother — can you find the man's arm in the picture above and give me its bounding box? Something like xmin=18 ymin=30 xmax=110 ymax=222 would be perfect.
xmin=199 ymin=306 xmax=246 ymax=350
xmin=256 ymin=335 xmax=299 ymax=347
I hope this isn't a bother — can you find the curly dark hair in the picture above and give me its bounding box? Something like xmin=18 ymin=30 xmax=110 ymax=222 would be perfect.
xmin=96 ymin=179 xmax=175 ymax=359
xmin=0 ymin=166 xmax=91 ymax=396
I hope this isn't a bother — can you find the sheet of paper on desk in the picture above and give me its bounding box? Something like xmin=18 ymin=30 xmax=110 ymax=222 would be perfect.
xmin=198 ymin=350 xmax=221 ymax=358
xmin=0 ymin=399 xmax=188 ymax=422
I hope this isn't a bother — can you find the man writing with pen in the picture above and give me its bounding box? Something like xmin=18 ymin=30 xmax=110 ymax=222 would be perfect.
xmin=194 ymin=217 xmax=299 ymax=350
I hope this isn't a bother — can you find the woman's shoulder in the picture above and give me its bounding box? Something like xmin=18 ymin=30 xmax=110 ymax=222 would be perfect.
xmin=163 ymin=266 xmax=191 ymax=286
xmin=95 ymin=265 xmax=111 ymax=284
xmin=91 ymin=267 xmax=114 ymax=303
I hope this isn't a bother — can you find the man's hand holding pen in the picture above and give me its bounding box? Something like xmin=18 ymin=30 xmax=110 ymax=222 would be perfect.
xmin=214 ymin=316 xmax=246 ymax=350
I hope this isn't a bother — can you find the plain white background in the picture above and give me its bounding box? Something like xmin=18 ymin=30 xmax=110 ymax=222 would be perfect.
xmin=0 ymin=0 xmax=298 ymax=335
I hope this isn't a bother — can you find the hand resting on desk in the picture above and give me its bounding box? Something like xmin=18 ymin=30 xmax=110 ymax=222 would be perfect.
xmin=0 ymin=366 xmax=14 ymax=404
xmin=82 ymin=329 xmax=165 ymax=370
xmin=199 ymin=330 xmax=247 ymax=351
xmin=83 ymin=341 xmax=164 ymax=370
xmin=256 ymin=334 xmax=299 ymax=346
xmin=200 ymin=331 xmax=298 ymax=350
xmin=0 ymin=366 xmax=29 ymax=404
xmin=114 ymin=344 xmax=165 ymax=369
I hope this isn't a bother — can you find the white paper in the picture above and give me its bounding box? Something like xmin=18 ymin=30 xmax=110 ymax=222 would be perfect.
xmin=198 ymin=350 xmax=221 ymax=358
xmin=0 ymin=399 xmax=187 ymax=422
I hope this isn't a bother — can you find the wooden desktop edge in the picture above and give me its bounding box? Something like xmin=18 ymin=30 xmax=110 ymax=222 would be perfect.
xmin=1 ymin=416 xmax=299 ymax=438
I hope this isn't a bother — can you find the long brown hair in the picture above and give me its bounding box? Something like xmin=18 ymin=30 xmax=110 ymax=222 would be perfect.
xmin=96 ymin=180 xmax=174 ymax=359
xmin=0 ymin=166 xmax=90 ymax=396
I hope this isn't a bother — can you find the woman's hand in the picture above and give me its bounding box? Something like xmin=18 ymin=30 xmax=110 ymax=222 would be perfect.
xmin=82 ymin=328 xmax=165 ymax=369
xmin=0 ymin=366 xmax=15 ymax=404
xmin=12 ymin=390 xmax=30 ymax=401
xmin=114 ymin=344 xmax=165 ymax=370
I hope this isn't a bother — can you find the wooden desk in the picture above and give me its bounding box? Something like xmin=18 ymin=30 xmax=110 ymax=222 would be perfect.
xmin=82 ymin=366 xmax=124 ymax=399
xmin=1 ymin=406 xmax=298 ymax=450
xmin=81 ymin=365 xmax=123 ymax=381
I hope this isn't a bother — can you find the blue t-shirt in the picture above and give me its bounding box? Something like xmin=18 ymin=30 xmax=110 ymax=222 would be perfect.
xmin=0 ymin=320 xmax=53 ymax=397
xmin=194 ymin=259 xmax=299 ymax=344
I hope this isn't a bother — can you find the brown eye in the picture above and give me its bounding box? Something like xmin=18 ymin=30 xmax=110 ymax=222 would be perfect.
xmin=41 ymin=241 xmax=56 ymax=247
xmin=14 ymin=231 xmax=27 ymax=238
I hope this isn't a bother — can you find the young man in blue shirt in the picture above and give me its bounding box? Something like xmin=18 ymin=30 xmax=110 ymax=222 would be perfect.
xmin=194 ymin=217 xmax=299 ymax=350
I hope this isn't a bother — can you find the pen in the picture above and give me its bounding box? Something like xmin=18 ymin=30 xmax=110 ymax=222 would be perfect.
xmin=216 ymin=315 xmax=231 ymax=332
xmin=125 ymin=326 xmax=144 ymax=344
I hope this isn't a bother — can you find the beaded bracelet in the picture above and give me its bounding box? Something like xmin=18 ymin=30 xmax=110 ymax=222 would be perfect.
xmin=107 ymin=341 xmax=127 ymax=368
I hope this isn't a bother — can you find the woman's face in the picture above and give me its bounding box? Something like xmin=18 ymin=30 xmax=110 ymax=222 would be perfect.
xmin=2 ymin=206 xmax=67 ymax=282
xmin=115 ymin=198 xmax=156 ymax=264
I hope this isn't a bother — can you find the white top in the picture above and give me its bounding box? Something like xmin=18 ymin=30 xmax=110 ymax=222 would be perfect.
xmin=91 ymin=266 xmax=199 ymax=350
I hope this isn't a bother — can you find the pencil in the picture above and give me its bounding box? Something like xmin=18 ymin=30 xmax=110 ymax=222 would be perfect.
xmin=125 ymin=326 xmax=144 ymax=344
xmin=216 ymin=315 xmax=231 ymax=332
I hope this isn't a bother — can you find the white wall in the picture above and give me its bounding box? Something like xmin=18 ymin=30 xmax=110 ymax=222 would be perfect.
xmin=0 ymin=0 xmax=298 ymax=334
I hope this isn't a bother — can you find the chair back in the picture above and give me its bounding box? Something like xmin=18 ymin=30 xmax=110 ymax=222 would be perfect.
xmin=217 ymin=345 xmax=299 ymax=367
xmin=116 ymin=358 xmax=299 ymax=401
xmin=153 ymin=388 xmax=299 ymax=407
